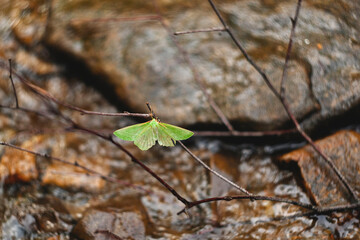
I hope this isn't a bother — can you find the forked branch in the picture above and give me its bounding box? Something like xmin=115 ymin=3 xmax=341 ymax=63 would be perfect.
xmin=207 ymin=0 xmax=359 ymax=203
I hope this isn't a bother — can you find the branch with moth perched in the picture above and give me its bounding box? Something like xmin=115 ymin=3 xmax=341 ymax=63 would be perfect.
xmin=2 ymin=59 xmax=252 ymax=208
xmin=3 ymin=59 xmax=359 ymax=221
xmin=113 ymin=103 xmax=251 ymax=195
xmin=0 ymin=59 xmax=191 ymax=208
xmin=1 ymin=60 xmax=323 ymax=217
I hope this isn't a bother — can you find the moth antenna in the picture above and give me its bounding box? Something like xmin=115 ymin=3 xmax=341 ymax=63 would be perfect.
xmin=146 ymin=102 xmax=160 ymax=121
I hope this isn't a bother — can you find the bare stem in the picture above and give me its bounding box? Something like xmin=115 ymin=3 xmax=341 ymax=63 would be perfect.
xmin=194 ymin=128 xmax=296 ymax=137
xmin=179 ymin=141 xmax=251 ymax=195
xmin=178 ymin=194 xmax=317 ymax=215
xmin=0 ymin=141 xmax=149 ymax=194
xmin=208 ymin=0 xmax=281 ymax=100
xmin=174 ymin=27 xmax=226 ymax=35
xmin=0 ymin=60 xmax=150 ymax=119
xmin=8 ymin=59 xmax=19 ymax=108
xmin=0 ymin=104 xmax=50 ymax=118
xmin=279 ymin=0 xmax=302 ymax=97
xmin=71 ymin=15 xmax=161 ymax=25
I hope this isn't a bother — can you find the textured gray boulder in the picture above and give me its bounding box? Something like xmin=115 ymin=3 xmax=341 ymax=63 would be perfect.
xmin=10 ymin=0 xmax=360 ymax=130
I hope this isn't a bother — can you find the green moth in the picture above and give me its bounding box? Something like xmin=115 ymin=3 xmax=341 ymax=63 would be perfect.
xmin=113 ymin=118 xmax=194 ymax=151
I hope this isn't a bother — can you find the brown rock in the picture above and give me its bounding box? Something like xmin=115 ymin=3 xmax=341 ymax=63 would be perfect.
xmin=280 ymin=130 xmax=360 ymax=206
xmin=41 ymin=155 xmax=108 ymax=192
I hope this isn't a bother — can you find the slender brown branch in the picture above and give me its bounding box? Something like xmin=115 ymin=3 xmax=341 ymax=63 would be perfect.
xmin=179 ymin=141 xmax=251 ymax=195
xmin=71 ymin=15 xmax=161 ymax=25
xmin=0 ymin=105 xmax=50 ymax=118
xmin=61 ymin=107 xmax=151 ymax=118
xmin=282 ymin=100 xmax=359 ymax=202
xmin=208 ymin=0 xmax=281 ymax=100
xmin=247 ymin=202 xmax=360 ymax=222
xmin=0 ymin=60 xmax=150 ymax=119
xmin=208 ymin=0 xmax=359 ymax=202
xmin=194 ymin=128 xmax=297 ymax=137
xmin=177 ymin=194 xmax=317 ymax=215
xmin=174 ymin=27 xmax=226 ymax=35
xmin=0 ymin=141 xmax=149 ymax=194
xmin=280 ymin=0 xmax=302 ymax=97
xmin=8 ymin=59 xmax=19 ymax=108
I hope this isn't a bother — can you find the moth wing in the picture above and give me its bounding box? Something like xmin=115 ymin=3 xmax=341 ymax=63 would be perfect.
xmin=156 ymin=125 xmax=175 ymax=147
xmin=158 ymin=123 xmax=194 ymax=141
xmin=134 ymin=124 xmax=157 ymax=151
xmin=113 ymin=121 xmax=151 ymax=141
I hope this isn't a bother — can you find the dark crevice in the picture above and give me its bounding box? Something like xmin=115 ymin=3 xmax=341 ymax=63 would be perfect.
xmin=36 ymin=40 xmax=360 ymax=151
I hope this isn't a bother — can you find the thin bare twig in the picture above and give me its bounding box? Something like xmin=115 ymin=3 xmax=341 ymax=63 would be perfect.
xmin=178 ymin=194 xmax=317 ymax=215
xmin=0 ymin=141 xmax=150 ymax=194
xmin=62 ymin=107 xmax=151 ymax=118
xmin=8 ymin=59 xmax=19 ymax=108
xmin=0 ymin=104 xmax=50 ymax=118
xmin=208 ymin=0 xmax=359 ymax=203
xmin=279 ymin=1 xmax=301 ymax=97
xmin=174 ymin=27 xmax=226 ymax=35
xmin=71 ymin=15 xmax=161 ymax=25
xmin=178 ymin=141 xmax=251 ymax=195
xmin=246 ymin=202 xmax=360 ymax=222
xmin=0 ymin=60 xmax=150 ymax=119
xmin=194 ymin=128 xmax=297 ymax=137
xmin=208 ymin=0 xmax=281 ymax=100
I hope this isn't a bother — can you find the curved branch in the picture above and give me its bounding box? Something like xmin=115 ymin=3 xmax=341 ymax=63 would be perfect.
xmin=179 ymin=141 xmax=251 ymax=195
